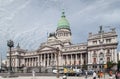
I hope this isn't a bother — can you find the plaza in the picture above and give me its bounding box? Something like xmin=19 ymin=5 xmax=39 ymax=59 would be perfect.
xmin=0 ymin=74 xmax=114 ymax=79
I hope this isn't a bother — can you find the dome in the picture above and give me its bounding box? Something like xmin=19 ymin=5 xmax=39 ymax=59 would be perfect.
xmin=57 ymin=11 xmax=70 ymax=30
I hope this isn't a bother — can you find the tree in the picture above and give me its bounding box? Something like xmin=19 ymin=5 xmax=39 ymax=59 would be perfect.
xmin=117 ymin=61 xmax=120 ymax=71
xmin=107 ymin=61 xmax=113 ymax=70
xmin=82 ymin=64 xmax=87 ymax=70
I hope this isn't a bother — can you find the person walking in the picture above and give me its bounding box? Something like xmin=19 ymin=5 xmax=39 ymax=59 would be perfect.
xmin=32 ymin=69 xmax=35 ymax=79
xmin=116 ymin=71 xmax=120 ymax=79
xmin=93 ymin=71 xmax=97 ymax=79
xmin=97 ymin=71 xmax=100 ymax=79
xmin=85 ymin=71 xmax=88 ymax=79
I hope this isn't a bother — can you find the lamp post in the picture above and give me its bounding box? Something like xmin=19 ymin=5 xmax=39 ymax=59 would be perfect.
xmin=7 ymin=40 xmax=14 ymax=75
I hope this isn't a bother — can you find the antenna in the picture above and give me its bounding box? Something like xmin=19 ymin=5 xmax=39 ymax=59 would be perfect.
xmin=46 ymin=31 xmax=49 ymax=43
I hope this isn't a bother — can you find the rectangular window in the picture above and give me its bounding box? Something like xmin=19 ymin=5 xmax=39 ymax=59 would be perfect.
xmin=106 ymin=39 xmax=111 ymax=43
xmin=93 ymin=41 xmax=97 ymax=44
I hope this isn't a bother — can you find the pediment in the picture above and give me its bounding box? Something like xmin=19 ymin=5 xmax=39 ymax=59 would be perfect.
xmin=37 ymin=45 xmax=57 ymax=52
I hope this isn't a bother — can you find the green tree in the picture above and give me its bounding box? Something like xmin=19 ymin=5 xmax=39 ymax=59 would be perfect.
xmin=117 ymin=61 xmax=120 ymax=71
xmin=82 ymin=64 xmax=87 ymax=70
xmin=107 ymin=61 xmax=113 ymax=70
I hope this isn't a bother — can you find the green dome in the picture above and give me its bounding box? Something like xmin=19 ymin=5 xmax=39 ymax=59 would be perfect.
xmin=57 ymin=11 xmax=70 ymax=30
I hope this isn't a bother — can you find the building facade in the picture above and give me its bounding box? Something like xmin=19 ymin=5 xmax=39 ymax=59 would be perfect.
xmin=6 ymin=11 xmax=118 ymax=72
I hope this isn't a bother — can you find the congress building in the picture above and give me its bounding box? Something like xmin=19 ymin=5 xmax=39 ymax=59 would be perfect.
xmin=6 ymin=11 xmax=118 ymax=72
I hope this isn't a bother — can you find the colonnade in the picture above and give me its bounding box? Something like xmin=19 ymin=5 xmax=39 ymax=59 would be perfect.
xmin=63 ymin=53 xmax=87 ymax=66
xmin=19 ymin=53 xmax=87 ymax=67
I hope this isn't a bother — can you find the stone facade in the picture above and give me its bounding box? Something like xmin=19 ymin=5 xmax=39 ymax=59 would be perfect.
xmin=6 ymin=11 xmax=118 ymax=72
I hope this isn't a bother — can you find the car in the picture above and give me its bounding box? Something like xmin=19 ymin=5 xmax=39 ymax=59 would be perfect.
xmin=73 ymin=69 xmax=82 ymax=76
xmin=52 ymin=69 xmax=64 ymax=74
xmin=88 ymin=69 xmax=94 ymax=75
xmin=53 ymin=69 xmax=57 ymax=73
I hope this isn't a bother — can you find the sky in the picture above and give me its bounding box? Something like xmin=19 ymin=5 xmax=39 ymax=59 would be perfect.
xmin=0 ymin=0 xmax=120 ymax=59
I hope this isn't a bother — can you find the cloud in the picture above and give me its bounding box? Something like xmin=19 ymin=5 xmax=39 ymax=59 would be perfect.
xmin=0 ymin=0 xmax=120 ymax=59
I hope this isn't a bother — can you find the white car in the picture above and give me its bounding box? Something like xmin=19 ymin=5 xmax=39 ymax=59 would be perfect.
xmin=73 ymin=69 xmax=82 ymax=76
xmin=52 ymin=69 xmax=64 ymax=74
xmin=53 ymin=69 xmax=57 ymax=73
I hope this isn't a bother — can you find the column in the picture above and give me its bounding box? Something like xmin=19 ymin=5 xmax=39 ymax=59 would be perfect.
xmin=30 ymin=58 xmax=32 ymax=67
xmin=103 ymin=50 xmax=106 ymax=64
xmin=85 ymin=54 xmax=87 ymax=65
xmin=36 ymin=57 xmax=37 ymax=66
xmin=81 ymin=53 xmax=82 ymax=65
xmin=66 ymin=55 xmax=68 ymax=65
xmin=38 ymin=55 xmax=40 ymax=66
xmin=25 ymin=59 xmax=27 ymax=67
xmin=71 ymin=54 xmax=72 ymax=65
xmin=31 ymin=58 xmax=33 ymax=67
xmin=75 ymin=54 xmax=77 ymax=65
xmin=47 ymin=54 xmax=49 ymax=66
xmin=114 ymin=49 xmax=117 ymax=63
xmin=97 ymin=51 xmax=99 ymax=64
xmin=88 ymin=52 xmax=90 ymax=64
xmin=27 ymin=58 xmax=29 ymax=67
xmin=51 ymin=53 xmax=53 ymax=66
xmin=111 ymin=49 xmax=113 ymax=61
xmin=44 ymin=54 xmax=45 ymax=66
xmin=55 ymin=53 xmax=57 ymax=66
xmin=41 ymin=54 xmax=42 ymax=66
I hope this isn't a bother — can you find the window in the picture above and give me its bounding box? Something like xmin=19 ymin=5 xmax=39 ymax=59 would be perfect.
xmin=93 ymin=58 xmax=96 ymax=63
xmin=93 ymin=41 xmax=97 ymax=44
xmin=107 ymin=57 xmax=110 ymax=62
xmin=106 ymin=39 xmax=111 ymax=43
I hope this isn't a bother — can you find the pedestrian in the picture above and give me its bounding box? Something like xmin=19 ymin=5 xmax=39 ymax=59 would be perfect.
xmin=98 ymin=71 xmax=100 ymax=79
xmin=115 ymin=71 xmax=118 ymax=79
xmin=116 ymin=71 xmax=120 ymax=79
xmin=109 ymin=70 xmax=113 ymax=79
xmin=32 ymin=69 xmax=35 ymax=79
xmin=85 ymin=71 xmax=88 ymax=78
xmin=93 ymin=71 xmax=97 ymax=79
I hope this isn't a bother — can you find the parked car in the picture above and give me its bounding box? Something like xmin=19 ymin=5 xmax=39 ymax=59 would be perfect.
xmin=73 ymin=69 xmax=82 ymax=76
xmin=52 ymin=69 xmax=64 ymax=74
xmin=88 ymin=69 xmax=94 ymax=75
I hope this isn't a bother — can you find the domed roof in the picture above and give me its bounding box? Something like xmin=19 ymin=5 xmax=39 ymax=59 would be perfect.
xmin=57 ymin=11 xmax=70 ymax=30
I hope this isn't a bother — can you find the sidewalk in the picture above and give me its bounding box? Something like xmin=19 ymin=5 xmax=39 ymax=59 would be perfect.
xmin=0 ymin=74 xmax=112 ymax=79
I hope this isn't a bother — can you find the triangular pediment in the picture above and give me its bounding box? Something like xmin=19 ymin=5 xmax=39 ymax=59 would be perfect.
xmin=41 ymin=46 xmax=53 ymax=51
xmin=37 ymin=45 xmax=57 ymax=52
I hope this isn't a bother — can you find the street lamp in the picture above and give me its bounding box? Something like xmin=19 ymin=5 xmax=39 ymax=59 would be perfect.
xmin=7 ymin=40 xmax=14 ymax=75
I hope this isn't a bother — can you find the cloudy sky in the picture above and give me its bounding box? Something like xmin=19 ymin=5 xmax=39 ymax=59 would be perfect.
xmin=0 ymin=0 xmax=120 ymax=59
